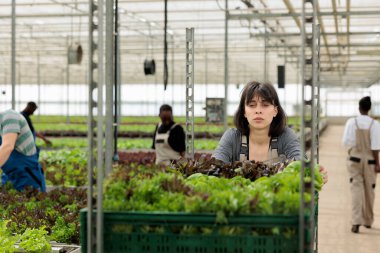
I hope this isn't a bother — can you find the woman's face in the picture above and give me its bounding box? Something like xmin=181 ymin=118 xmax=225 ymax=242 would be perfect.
xmin=244 ymin=95 xmax=278 ymax=131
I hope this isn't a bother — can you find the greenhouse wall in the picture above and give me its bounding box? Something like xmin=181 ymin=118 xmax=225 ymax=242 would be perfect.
xmin=1 ymin=83 xmax=380 ymax=117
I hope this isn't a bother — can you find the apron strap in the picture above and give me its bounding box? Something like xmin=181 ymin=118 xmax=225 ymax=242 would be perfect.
xmin=239 ymin=134 xmax=248 ymax=162
xmin=240 ymin=135 xmax=279 ymax=162
xmin=369 ymin=119 xmax=374 ymax=129
xmin=269 ymin=137 xmax=279 ymax=159
xmin=354 ymin=118 xmax=359 ymax=128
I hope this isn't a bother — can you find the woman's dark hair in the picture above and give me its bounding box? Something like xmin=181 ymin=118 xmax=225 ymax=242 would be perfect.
xmin=233 ymin=81 xmax=287 ymax=136
xmin=359 ymin=96 xmax=371 ymax=112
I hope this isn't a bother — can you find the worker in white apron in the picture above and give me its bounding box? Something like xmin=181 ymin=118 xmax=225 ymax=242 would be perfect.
xmin=342 ymin=96 xmax=380 ymax=233
xmin=155 ymin=123 xmax=182 ymax=165
xmin=152 ymin=104 xmax=185 ymax=166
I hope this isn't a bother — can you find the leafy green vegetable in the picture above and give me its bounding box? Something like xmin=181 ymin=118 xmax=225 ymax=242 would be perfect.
xmin=19 ymin=227 xmax=51 ymax=253
xmin=50 ymin=217 xmax=76 ymax=244
xmin=0 ymin=220 xmax=18 ymax=253
xmin=104 ymin=160 xmax=324 ymax=220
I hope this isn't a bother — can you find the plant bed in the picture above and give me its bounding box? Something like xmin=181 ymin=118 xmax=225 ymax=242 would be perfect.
xmin=40 ymin=149 xmax=88 ymax=187
xmin=13 ymin=243 xmax=81 ymax=253
xmin=38 ymin=130 xmax=224 ymax=139
xmin=37 ymin=138 xmax=219 ymax=151
xmin=0 ymin=186 xmax=87 ymax=245
xmin=80 ymin=161 xmax=322 ymax=252
xmin=117 ymin=151 xmax=212 ymax=166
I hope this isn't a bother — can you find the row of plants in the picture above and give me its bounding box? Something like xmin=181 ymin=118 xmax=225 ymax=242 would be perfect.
xmin=32 ymin=115 xmax=234 ymax=124
xmin=32 ymin=115 xmax=302 ymax=125
xmin=1 ymin=220 xmax=51 ymax=253
xmin=40 ymin=149 xmax=88 ymax=187
xmin=103 ymin=160 xmax=324 ymax=223
xmin=36 ymin=138 xmax=219 ymax=150
xmin=34 ymin=123 xmax=229 ymax=135
xmin=40 ymin=149 xmax=212 ymax=187
xmin=0 ymin=186 xmax=87 ymax=247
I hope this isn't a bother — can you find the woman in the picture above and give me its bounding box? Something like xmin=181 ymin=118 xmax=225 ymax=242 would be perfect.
xmin=213 ymin=81 xmax=301 ymax=163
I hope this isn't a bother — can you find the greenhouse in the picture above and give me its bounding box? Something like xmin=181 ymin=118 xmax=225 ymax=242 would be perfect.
xmin=0 ymin=0 xmax=380 ymax=253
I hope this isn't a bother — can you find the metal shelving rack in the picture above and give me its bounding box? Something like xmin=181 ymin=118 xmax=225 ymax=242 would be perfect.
xmin=87 ymin=1 xmax=103 ymax=252
xmin=87 ymin=1 xmax=114 ymax=253
xmin=185 ymin=28 xmax=195 ymax=160
xmin=300 ymin=1 xmax=320 ymax=252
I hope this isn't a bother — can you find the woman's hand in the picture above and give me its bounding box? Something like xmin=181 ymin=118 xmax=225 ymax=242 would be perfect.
xmin=319 ymin=165 xmax=328 ymax=184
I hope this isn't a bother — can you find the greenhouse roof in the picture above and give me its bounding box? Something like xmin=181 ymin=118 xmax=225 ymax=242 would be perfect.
xmin=0 ymin=0 xmax=379 ymax=88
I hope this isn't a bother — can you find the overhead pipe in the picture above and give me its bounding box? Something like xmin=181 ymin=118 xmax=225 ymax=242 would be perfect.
xmin=282 ymin=0 xmax=301 ymax=29
xmin=223 ymin=0 xmax=228 ymax=131
xmin=269 ymin=3 xmax=339 ymax=78
xmin=315 ymin=2 xmax=334 ymax=70
xmin=241 ymin=0 xmax=299 ymax=78
xmin=331 ymin=0 xmax=343 ymax=74
xmin=347 ymin=0 xmax=351 ymax=59
xmin=11 ymin=0 xmax=16 ymax=109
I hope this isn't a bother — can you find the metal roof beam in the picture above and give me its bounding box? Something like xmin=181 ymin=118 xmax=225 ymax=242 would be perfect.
xmin=268 ymin=43 xmax=380 ymax=48
xmin=228 ymin=10 xmax=380 ymax=19
xmin=250 ymin=31 xmax=380 ymax=37
xmin=346 ymin=0 xmax=351 ymax=60
xmin=282 ymin=0 xmax=301 ymax=29
xmin=2 ymin=10 xmax=379 ymax=20
xmin=0 ymin=13 xmax=87 ymax=19
xmin=316 ymin=1 xmax=333 ymax=69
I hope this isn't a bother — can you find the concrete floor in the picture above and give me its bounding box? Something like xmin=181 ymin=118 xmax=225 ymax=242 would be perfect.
xmin=318 ymin=125 xmax=380 ymax=253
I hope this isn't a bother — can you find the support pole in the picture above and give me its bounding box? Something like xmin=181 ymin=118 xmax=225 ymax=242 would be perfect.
xmin=223 ymin=0 xmax=229 ymax=130
xmin=11 ymin=0 xmax=16 ymax=109
xmin=87 ymin=0 xmax=104 ymax=252
xmin=315 ymin=26 xmax=321 ymax=165
xmin=105 ymin=0 xmax=114 ymax=174
xmin=300 ymin=1 xmax=319 ymax=252
xmin=96 ymin=0 xmax=105 ymax=252
xmin=171 ymin=35 xmax=175 ymax=106
xmin=311 ymin=24 xmax=321 ymax=253
xmin=264 ymin=23 xmax=268 ymax=81
xmin=205 ymin=50 xmax=208 ymax=98
xmin=66 ymin=36 xmax=71 ymax=123
xmin=37 ymin=52 xmax=41 ymax=120
xmin=185 ymin=28 xmax=195 ymax=160
xmin=113 ymin=0 xmax=119 ymax=162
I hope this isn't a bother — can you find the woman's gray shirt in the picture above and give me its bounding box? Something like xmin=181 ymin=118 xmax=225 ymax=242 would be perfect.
xmin=212 ymin=127 xmax=301 ymax=163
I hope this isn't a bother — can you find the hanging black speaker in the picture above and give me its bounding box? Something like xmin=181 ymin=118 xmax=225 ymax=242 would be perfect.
xmin=144 ymin=59 xmax=156 ymax=75
xmin=277 ymin=65 xmax=285 ymax=88
xmin=68 ymin=43 xmax=83 ymax=64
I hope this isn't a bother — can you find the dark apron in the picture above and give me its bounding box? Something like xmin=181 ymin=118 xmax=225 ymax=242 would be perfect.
xmin=0 ymin=136 xmax=45 ymax=192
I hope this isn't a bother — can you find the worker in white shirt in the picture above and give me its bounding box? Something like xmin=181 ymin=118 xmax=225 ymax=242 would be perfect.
xmin=342 ymin=96 xmax=380 ymax=233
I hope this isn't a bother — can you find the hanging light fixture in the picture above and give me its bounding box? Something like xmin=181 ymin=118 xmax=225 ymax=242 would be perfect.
xmin=144 ymin=59 xmax=156 ymax=75
xmin=68 ymin=42 xmax=83 ymax=64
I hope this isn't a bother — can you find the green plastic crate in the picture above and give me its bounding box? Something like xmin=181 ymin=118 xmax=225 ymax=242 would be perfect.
xmin=80 ymin=210 xmax=315 ymax=253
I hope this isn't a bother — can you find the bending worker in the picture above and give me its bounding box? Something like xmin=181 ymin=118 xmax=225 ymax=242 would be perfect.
xmin=152 ymin=104 xmax=186 ymax=165
xmin=21 ymin=101 xmax=52 ymax=146
xmin=342 ymin=96 xmax=380 ymax=233
xmin=0 ymin=108 xmax=46 ymax=192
